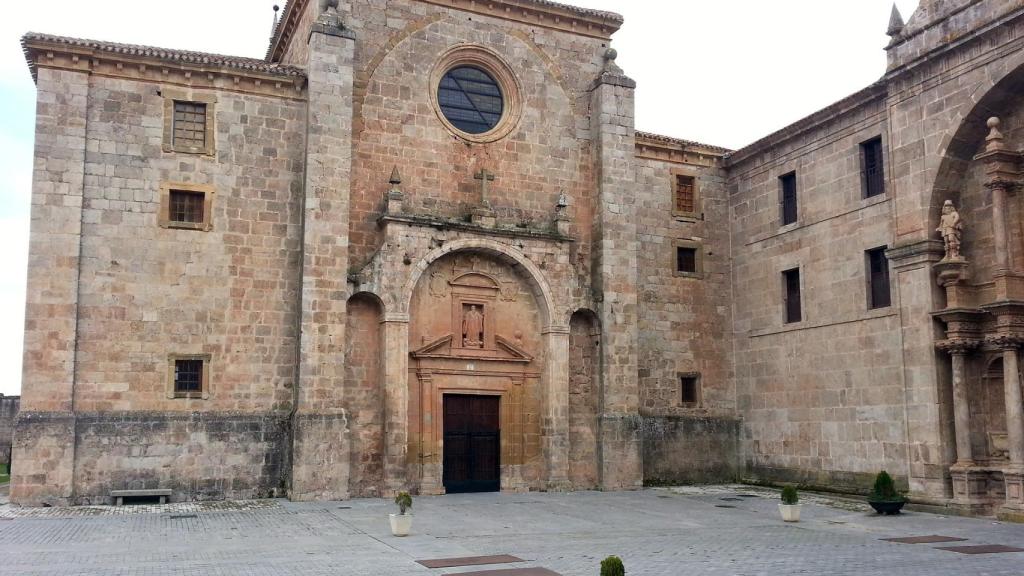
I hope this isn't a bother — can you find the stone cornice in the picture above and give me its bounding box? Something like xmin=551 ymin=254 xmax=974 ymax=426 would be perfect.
xmin=23 ymin=33 xmax=306 ymax=101
xmin=886 ymin=239 xmax=945 ymax=268
xmin=378 ymin=213 xmax=574 ymax=243
xmin=635 ymin=131 xmax=730 ymax=167
xmin=267 ymin=0 xmax=622 ymax=62
xmin=936 ymin=338 xmax=982 ymax=354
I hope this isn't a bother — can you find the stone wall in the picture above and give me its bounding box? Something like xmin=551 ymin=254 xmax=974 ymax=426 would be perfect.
xmin=0 ymin=395 xmax=19 ymax=467
xmin=728 ymin=93 xmax=907 ymax=491
xmin=635 ymin=156 xmax=733 ymax=416
xmin=70 ymin=412 xmax=289 ymax=504
xmin=642 ymin=415 xmax=739 ymax=485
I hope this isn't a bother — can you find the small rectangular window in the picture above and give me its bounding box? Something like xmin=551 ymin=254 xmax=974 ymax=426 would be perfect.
xmin=169 ymin=190 xmax=205 ymax=225
xmin=173 ymin=101 xmax=207 ymax=150
xmin=867 ymin=247 xmax=891 ymax=309
xmin=174 ymin=359 xmax=203 ymax=395
xmin=861 ymin=137 xmax=885 ymax=198
xmin=783 ymin=268 xmax=802 ymax=324
xmin=680 ymin=374 xmax=700 ymax=406
xmin=780 ymin=172 xmax=798 ymax=226
xmin=674 ymin=175 xmax=696 ymax=215
xmin=677 ymin=246 xmax=697 ymax=274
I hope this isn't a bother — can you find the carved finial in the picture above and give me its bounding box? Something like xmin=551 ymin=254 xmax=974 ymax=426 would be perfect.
xmin=316 ymin=0 xmax=342 ymax=26
xmin=985 ymin=116 xmax=1005 ymax=152
xmin=271 ymin=5 xmax=281 ymax=36
xmin=887 ymin=3 xmax=905 ymax=37
xmin=557 ymin=192 xmax=568 ymax=209
xmin=602 ymin=47 xmax=623 ymax=74
xmin=385 ymin=166 xmax=404 ymax=214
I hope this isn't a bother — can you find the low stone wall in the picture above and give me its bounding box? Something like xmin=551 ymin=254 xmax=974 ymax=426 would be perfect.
xmin=743 ymin=464 xmax=911 ymax=495
xmin=0 ymin=395 xmax=20 ymax=467
xmin=13 ymin=412 xmax=291 ymax=506
xmin=641 ymin=415 xmax=740 ymax=485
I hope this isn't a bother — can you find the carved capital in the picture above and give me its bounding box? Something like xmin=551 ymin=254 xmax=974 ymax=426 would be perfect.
xmin=936 ymin=339 xmax=981 ymax=355
xmin=984 ymin=178 xmax=1020 ymax=193
xmin=986 ymin=334 xmax=1023 ymax=351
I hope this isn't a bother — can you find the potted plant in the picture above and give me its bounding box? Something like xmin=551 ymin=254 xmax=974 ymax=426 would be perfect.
xmin=600 ymin=556 xmax=625 ymax=576
xmin=389 ymin=491 xmax=413 ymax=536
xmin=778 ymin=485 xmax=801 ymax=522
xmin=867 ymin=470 xmax=906 ymax=515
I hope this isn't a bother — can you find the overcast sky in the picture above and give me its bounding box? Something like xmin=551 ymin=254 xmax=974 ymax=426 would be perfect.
xmin=0 ymin=0 xmax=919 ymax=395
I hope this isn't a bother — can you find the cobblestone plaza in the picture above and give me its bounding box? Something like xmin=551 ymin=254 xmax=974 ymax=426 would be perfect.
xmin=4 ymin=486 xmax=1024 ymax=575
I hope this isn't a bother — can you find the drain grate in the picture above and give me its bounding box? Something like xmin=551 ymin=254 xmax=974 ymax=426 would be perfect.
xmin=715 ymin=504 xmax=736 ymax=509
xmin=937 ymin=544 xmax=1024 ymax=555
xmin=719 ymin=497 xmax=743 ymax=501
xmin=169 ymin=514 xmax=198 ymax=520
xmin=882 ymin=535 xmax=968 ymax=544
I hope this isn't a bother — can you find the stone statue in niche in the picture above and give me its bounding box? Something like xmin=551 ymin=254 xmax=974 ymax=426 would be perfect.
xmin=462 ymin=305 xmax=485 ymax=348
xmin=937 ymin=199 xmax=964 ymax=261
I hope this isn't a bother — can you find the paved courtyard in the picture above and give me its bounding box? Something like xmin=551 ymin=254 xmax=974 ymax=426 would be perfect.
xmin=3 ymin=484 xmax=1024 ymax=575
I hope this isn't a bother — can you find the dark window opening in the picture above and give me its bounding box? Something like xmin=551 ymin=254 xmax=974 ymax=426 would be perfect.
xmin=861 ymin=137 xmax=885 ymax=198
xmin=867 ymin=247 xmax=892 ymax=309
xmin=173 ymin=101 xmax=207 ymax=149
xmin=438 ymin=66 xmax=504 ymax=134
xmin=780 ymin=172 xmax=798 ymax=226
xmin=675 ymin=175 xmax=696 ymax=214
xmin=680 ymin=375 xmax=700 ymax=405
xmin=783 ymin=268 xmax=802 ymax=324
xmin=169 ymin=190 xmax=204 ymax=224
xmin=677 ymin=246 xmax=697 ymax=274
xmin=174 ymin=359 xmax=203 ymax=395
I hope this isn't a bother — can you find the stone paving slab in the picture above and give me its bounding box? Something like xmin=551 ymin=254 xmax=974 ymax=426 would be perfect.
xmin=1 ymin=485 xmax=1024 ymax=575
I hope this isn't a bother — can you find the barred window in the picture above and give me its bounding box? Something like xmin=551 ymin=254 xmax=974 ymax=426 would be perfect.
xmin=675 ymin=175 xmax=696 ymax=215
xmin=680 ymin=374 xmax=700 ymax=406
xmin=173 ymin=101 xmax=207 ymax=149
xmin=174 ymin=359 xmax=203 ymax=395
xmin=861 ymin=137 xmax=885 ymax=198
xmin=169 ymin=190 xmax=204 ymax=225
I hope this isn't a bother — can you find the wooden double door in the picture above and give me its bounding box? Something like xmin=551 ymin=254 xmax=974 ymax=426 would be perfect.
xmin=443 ymin=394 xmax=500 ymax=493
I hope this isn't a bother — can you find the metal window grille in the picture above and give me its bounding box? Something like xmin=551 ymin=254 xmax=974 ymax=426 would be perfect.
xmin=868 ymin=247 xmax=891 ymax=309
xmin=437 ymin=67 xmax=504 ymax=134
xmin=780 ymin=173 xmax=798 ymax=225
xmin=676 ymin=247 xmax=697 ymax=274
xmin=173 ymin=101 xmax=207 ymax=149
xmin=862 ymin=138 xmax=885 ymax=198
xmin=783 ymin=268 xmax=802 ymax=324
xmin=174 ymin=359 xmax=203 ymax=394
xmin=675 ymin=175 xmax=696 ymax=214
xmin=169 ymin=190 xmax=204 ymax=224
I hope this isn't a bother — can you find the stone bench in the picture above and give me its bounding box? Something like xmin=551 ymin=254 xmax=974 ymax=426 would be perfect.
xmin=110 ymin=489 xmax=172 ymax=505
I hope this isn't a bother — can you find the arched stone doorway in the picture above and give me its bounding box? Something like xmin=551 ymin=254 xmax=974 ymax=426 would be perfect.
xmin=406 ymin=250 xmax=550 ymax=494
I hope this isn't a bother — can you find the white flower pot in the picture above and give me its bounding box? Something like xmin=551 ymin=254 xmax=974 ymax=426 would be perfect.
xmin=389 ymin=513 xmax=413 ymax=536
xmin=778 ymin=503 xmax=801 ymax=522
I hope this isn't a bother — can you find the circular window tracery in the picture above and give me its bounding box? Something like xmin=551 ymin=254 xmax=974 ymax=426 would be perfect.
xmin=438 ymin=66 xmax=504 ymax=135
xmin=429 ymin=45 xmax=522 ymax=143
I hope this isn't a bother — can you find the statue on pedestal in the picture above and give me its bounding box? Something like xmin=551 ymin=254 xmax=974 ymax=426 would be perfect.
xmin=937 ymin=200 xmax=964 ymax=261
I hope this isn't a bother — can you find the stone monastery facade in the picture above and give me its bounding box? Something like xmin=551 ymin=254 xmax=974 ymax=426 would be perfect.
xmin=11 ymin=0 xmax=1024 ymax=518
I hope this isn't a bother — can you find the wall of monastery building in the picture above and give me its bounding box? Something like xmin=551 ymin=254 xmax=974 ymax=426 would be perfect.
xmin=728 ymin=93 xmax=909 ymax=492
xmin=634 ymin=153 xmax=739 ymax=484
xmin=0 ymin=395 xmax=19 ymax=466
xmin=15 ymin=62 xmax=308 ymax=504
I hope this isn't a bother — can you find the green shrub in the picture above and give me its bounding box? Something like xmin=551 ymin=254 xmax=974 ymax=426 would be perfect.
xmin=870 ymin=471 xmax=904 ymax=502
xmin=394 ymin=491 xmax=413 ymax=515
xmin=600 ymin=556 xmax=625 ymax=576
xmin=780 ymin=485 xmax=799 ymax=505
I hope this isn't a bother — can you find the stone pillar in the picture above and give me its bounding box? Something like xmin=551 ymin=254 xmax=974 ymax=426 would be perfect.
xmin=542 ymin=327 xmax=571 ymax=491
xmin=991 ymin=185 xmax=1010 ymax=273
xmin=588 ymin=50 xmax=642 ymax=491
xmin=382 ymin=314 xmax=410 ymax=496
xmin=989 ymin=334 xmax=1024 ymax=516
xmin=886 ymin=240 xmax=952 ymax=501
xmin=290 ymin=12 xmax=357 ymax=502
xmin=949 ymin=347 xmax=974 ymax=465
xmin=10 ymin=64 xmax=90 ymax=506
